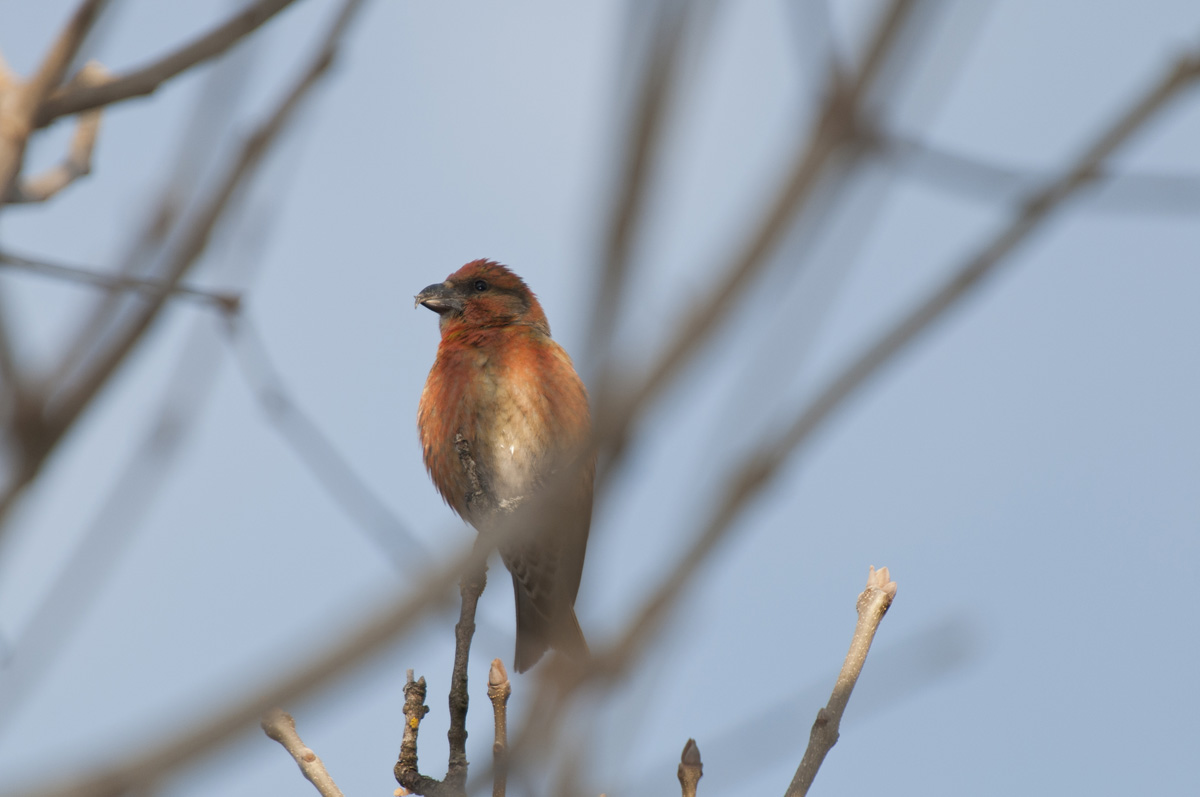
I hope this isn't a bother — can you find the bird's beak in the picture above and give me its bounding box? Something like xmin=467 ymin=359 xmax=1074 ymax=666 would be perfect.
xmin=415 ymin=282 xmax=463 ymax=315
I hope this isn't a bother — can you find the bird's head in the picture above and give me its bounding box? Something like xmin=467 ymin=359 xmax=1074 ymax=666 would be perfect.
xmin=416 ymin=260 xmax=550 ymax=335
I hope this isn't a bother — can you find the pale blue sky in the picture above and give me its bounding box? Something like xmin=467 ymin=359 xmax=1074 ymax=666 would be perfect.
xmin=1 ymin=1 xmax=1198 ymax=795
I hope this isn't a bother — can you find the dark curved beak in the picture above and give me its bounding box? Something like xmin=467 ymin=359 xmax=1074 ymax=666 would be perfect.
xmin=415 ymin=282 xmax=462 ymax=314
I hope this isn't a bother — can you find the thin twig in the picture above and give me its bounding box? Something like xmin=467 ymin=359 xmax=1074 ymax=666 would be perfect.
xmin=445 ymin=556 xmax=487 ymax=794
xmin=261 ymin=708 xmax=346 ymax=797
xmin=677 ymin=739 xmax=702 ymax=797
xmin=35 ymin=0 xmax=301 ymax=127
xmin=487 ymin=659 xmax=512 ymax=797
xmin=786 ymin=566 xmax=897 ymax=797
xmin=0 ymin=248 xmax=241 ymax=312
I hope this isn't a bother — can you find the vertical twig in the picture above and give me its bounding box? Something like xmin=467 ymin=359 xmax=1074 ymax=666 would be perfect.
xmin=487 ymin=658 xmax=512 ymax=797
xmin=785 ymin=566 xmax=897 ymax=797
xmin=445 ymin=558 xmax=487 ymax=793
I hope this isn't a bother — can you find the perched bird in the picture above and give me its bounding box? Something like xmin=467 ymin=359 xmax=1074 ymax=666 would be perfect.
xmin=416 ymin=260 xmax=592 ymax=672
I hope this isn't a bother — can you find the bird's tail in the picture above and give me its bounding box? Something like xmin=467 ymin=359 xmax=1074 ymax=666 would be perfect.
xmin=512 ymin=577 xmax=589 ymax=673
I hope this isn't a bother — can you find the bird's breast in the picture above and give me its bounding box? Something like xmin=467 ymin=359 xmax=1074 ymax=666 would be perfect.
xmin=419 ymin=331 xmax=587 ymax=523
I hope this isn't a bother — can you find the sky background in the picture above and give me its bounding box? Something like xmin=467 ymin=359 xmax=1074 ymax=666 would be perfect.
xmin=1 ymin=1 xmax=1199 ymax=795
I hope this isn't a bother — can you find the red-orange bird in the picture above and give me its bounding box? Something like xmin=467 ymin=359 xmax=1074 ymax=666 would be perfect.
xmin=416 ymin=260 xmax=592 ymax=672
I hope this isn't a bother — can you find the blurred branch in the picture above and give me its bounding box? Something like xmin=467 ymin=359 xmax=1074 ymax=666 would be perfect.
xmin=224 ymin=315 xmax=429 ymax=570
xmin=13 ymin=458 xmax=600 ymax=796
xmin=261 ymin=709 xmax=346 ymax=797
xmin=49 ymin=18 xmax=264 ymax=392
xmin=878 ymin=129 xmax=1200 ymax=213
xmin=594 ymin=0 xmax=921 ymax=466
xmin=487 ymin=659 xmax=511 ymax=797
xmin=0 ymin=0 xmax=108 ymax=202
xmin=677 ymin=739 xmax=702 ymax=797
xmin=35 ymin=0 xmax=301 ymax=127
xmin=0 ymin=248 xmax=241 ymax=311
xmin=0 ymin=197 xmax=277 ymax=735
xmin=493 ymin=38 xmax=1200 ymax=779
xmin=0 ymin=0 xmax=362 ymax=535
xmin=786 ymin=567 xmax=897 ymax=797
xmin=598 ymin=42 xmax=1200 ymax=677
xmin=588 ymin=0 xmax=691 ymax=370
xmin=22 ymin=531 xmax=478 ymax=797
xmin=6 ymin=61 xmax=110 ymax=203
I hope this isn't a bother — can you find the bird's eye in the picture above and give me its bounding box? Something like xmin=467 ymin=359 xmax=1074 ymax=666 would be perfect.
xmin=473 ymin=279 xmax=488 ymax=292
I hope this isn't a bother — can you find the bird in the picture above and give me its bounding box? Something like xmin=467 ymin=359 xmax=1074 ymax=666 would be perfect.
xmin=416 ymin=259 xmax=592 ymax=672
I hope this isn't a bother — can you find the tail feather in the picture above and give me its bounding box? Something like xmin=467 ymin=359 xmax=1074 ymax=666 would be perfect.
xmin=512 ymin=575 xmax=588 ymax=673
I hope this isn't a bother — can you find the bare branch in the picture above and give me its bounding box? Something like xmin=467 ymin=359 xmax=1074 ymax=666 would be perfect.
xmin=487 ymin=659 xmax=512 ymax=797
xmin=395 ymin=670 xmax=453 ymax=797
xmin=35 ymin=0 xmax=301 ymax=127
xmin=588 ymin=0 xmax=691 ymax=368
xmin=599 ymin=42 xmax=1200 ymax=678
xmin=0 ymin=248 xmax=241 ymax=312
xmin=14 ymin=454 xmax=595 ymax=796
xmin=0 ymin=0 xmax=108 ymax=201
xmin=677 ymin=739 xmax=702 ymax=797
xmin=0 ymin=0 xmax=366 ymax=534
xmin=6 ymin=61 xmax=111 ymax=203
xmin=785 ymin=567 xmax=897 ymax=797
xmin=261 ymin=709 xmax=346 ymax=797
xmin=878 ymin=129 xmax=1200 ymax=214
xmin=445 ymin=560 xmax=487 ymax=794
xmin=491 ymin=39 xmax=1200 ymax=780
xmin=594 ymin=0 xmax=921 ymax=465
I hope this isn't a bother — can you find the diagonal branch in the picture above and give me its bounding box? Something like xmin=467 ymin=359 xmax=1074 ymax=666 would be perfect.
xmin=587 ymin=0 xmax=693 ymax=369
xmin=600 ymin=43 xmax=1200 ymax=677
xmin=35 ymin=0 xmax=301 ymax=127
xmin=486 ymin=41 xmax=1200 ymax=779
xmin=593 ymin=0 xmax=921 ymax=465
